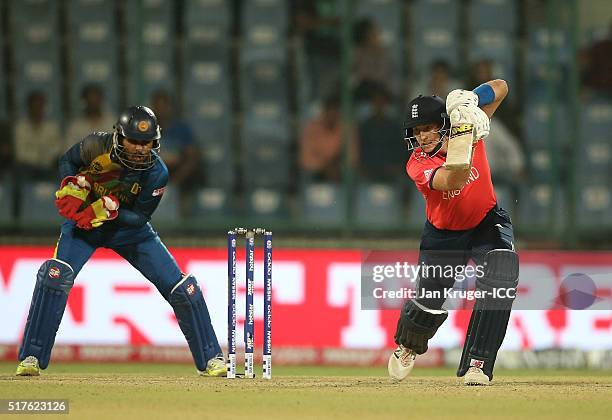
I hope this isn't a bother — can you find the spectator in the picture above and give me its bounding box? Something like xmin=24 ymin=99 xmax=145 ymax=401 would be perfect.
xmin=486 ymin=119 xmax=526 ymax=190
xmin=580 ymin=22 xmax=612 ymax=97
xmin=65 ymin=84 xmax=115 ymax=148
xmin=150 ymin=90 xmax=200 ymax=216
xmin=357 ymin=86 xmax=405 ymax=182
xmin=299 ymin=93 xmax=358 ymax=182
xmin=352 ymin=18 xmax=395 ymax=104
xmin=294 ymin=0 xmax=342 ymax=100
xmin=13 ymin=91 xmax=62 ymax=180
xmin=411 ymin=60 xmax=460 ymax=100
xmin=468 ymin=58 xmax=520 ymax=136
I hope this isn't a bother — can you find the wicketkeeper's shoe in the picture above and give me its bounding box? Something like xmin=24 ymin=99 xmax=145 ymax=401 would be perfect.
xmin=388 ymin=346 xmax=416 ymax=381
xmin=15 ymin=356 xmax=40 ymax=376
xmin=198 ymin=355 xmax=227 ymax=377
xmin=463 ymin=367 xmax=490 ymax=386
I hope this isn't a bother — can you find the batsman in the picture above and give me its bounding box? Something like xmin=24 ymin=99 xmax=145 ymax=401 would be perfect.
xmin=388 ymin=80 xmax=518 ymax=385
xmin=16 ymin=106 xmax=226 ymax=377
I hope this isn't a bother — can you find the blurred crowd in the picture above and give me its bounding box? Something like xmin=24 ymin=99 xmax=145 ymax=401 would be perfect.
xmin=0 ymin=0 xmax=610 ymax=230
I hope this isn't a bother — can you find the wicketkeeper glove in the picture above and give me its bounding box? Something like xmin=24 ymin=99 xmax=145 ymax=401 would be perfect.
xmin=73 ymin=195 xmax=120 ymax=230
xmin=55 ymin=175 xmax=92 ymax=219
xmin=450 ymin=105 xmax=490 ymax=141
xmin=446 ymin=89 xmax=479 ymax=114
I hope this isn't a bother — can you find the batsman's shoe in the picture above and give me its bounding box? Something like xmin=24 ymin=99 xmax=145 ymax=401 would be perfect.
xmin=463 ymin=367 xmax=490 ymax=386
xmin=388 ymin=346 xmax=416 ymax=381
xmin=198 ymin=355 xmax=227 ymax=377
xmin=16 ymin=356 xmax=40 ymax=376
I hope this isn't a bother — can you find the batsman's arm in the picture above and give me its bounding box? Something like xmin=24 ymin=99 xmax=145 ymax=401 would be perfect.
xmin=431 ymin=165 xmax=472 ymax=191
xmin=473 ymin=79 xmax=508 ymax=118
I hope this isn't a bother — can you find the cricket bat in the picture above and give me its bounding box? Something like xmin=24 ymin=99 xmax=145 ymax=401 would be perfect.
xmin=444 ymin=123 xmax=475 ymax=170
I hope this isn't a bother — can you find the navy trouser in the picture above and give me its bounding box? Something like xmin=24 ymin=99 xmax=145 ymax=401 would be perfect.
xmin=416 ymin=204 xmax=515 ymax=310
xmin=55 ymin=221 xmax=182 ymax=299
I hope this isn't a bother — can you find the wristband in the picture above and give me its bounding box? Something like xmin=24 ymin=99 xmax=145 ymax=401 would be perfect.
xmin=473 ymin=83 xmax=495 ymax=106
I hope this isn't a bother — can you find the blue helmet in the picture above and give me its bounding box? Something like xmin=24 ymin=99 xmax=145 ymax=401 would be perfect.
xmin=112 ymin=106 xmax=161 ymax=170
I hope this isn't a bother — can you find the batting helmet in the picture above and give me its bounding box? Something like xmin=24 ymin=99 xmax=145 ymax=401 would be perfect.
xmin=404 ymin=95 xmax=450 ymax=157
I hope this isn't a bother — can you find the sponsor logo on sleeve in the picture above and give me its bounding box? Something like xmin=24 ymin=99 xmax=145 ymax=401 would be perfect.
xmin=152 ymin=187 xmax=165 ymax=197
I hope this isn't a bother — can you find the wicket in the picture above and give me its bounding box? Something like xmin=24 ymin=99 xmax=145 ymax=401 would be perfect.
xmin=227 ymin=228 xmax=272 ymax=379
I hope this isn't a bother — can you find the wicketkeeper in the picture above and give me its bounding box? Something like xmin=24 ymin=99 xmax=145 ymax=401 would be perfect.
xmin=388 ymin=80 xmax=519 ymax=385
xmin=16 ymin=106 xmax=226 ymax=377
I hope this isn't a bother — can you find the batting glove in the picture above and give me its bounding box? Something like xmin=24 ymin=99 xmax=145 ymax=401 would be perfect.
xmin=446 ymin=89 xmax=479 ymax=114
xmin=450 ymin=105 xmax=490 ymax=141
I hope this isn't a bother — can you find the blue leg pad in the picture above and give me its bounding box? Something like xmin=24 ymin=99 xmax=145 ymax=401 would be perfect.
xmin=18 ymin=259 xmax=74 ymax=369
xmin=168 ymin=275 xmax=222 ymax=371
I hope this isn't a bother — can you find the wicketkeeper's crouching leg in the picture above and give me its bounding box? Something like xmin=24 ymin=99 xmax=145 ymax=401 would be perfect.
xmin=167 ymin=274 xmax=223 ymax=375
xmin=457 ymin=249 xmax=519 ymax=383
xmin=18 ymin=259 xmax=75 ymax=370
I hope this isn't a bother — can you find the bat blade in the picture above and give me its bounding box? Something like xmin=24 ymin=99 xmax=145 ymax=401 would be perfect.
xmin=444 ymin=123 xmax=475 ymax=170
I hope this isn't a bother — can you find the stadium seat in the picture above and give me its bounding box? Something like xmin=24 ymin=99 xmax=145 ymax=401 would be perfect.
xmin=241 ymin=0 xmax=287 ymax=57
xmin=0 ymin=179 xmax=13 ymax=224
xmin=468 ymin=0 xmax=517 ymax=32
xmin=242 ymin=137 xmax=291 ymax=189
xmin=356 ymin=0 xmax=401 ymax=39
xmin=10 ymin=2 xmax=62 ymax=119
xmin=411 ymin=0 xmax=459 ymax=32
xmin=301 ymin=183 xmax=346 ymax=226
xmin=243 ymin=0 xmax=287 ymax=28
xmin=526 ymin=29 xmax=571 ymax=65
xmin=240 ymin=55 xmax=288 ymax=108
xmin=185 ymin=0 xmax=231 ymax=27
xmin=526 ymin=147 xmax=553 ymax=180
xmin=577 ymin=185 xmax=612 ymax=227
xmin=187 ymin=96 xmax=232 ymax=141
xmin=407 ymin=188 xmax=425 ymax=228
xmin=67 ymin=1 xmax=119 ymax=112
xmin=578 ymin=142 xmax=612 ymax=183
xmin=412 ymin=28 xmax=459 ymax=72
xmin=243 ymin=103 xmax=291 ymax=140
xmin=523 ymin=102 xmax=569 ymax=147
xmin=125 ymin=1 xmax=176 ymax=104
xmin=192 ymin=187 xmax=230 ymax=218
xmin=245 ymin=188 xmax=289 ymax=220
xmin=195 ymin=134 xmax=235 ymax=188
xmin=355 ymin=183 xmax=402 ymax=227
xmin=516 ymin=184 xmax=562 ymax=228
xmin=581 ymin=100 xmax=612 ymax=138
xmin=469 ymin=30 xmax=514 ymax=64
xmin=20 ymin=182 xmax=61 ymax=224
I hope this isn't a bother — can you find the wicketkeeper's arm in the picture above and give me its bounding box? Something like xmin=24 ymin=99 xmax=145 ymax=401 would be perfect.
xmin=115 ymin=170 xmax=168 ymax=227
xmin=58 ymin=142 xmax=86 ymax=179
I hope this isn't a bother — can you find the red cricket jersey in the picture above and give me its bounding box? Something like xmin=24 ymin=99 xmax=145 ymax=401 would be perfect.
xmin=407 ymin=141 xmax=497 ymax=231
